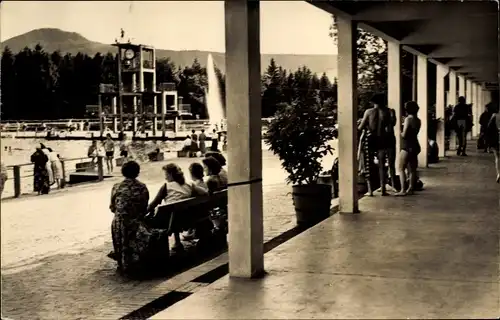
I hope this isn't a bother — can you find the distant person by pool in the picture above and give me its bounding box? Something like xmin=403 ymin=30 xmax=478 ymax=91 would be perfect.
xmin=199 ymin=129 xmax=207 ymax=155
xmin=47 ymin=147 xmax=63 ymax=189
xmin=88 ymin=140 xmax=98 ymax=164
xmin=104 ymin=134 xmax=115 ymax=173
xmin=40 ymin=144 xmax=54 ymax=185
xmin=0 ymin=161 xmax=8 ymax=196
xmin=30 ymin=148 xmax=50 ymax=195
xmin=119 ymin=134 xmax=131 ymax=159
xmin=210 ymin=129 xmax=219 ymax=151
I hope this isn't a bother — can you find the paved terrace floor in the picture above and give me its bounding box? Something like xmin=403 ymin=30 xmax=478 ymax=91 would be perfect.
xmin=1 ymin=148 xmax=308 ymax=319
xmin=153 ymin=147 xmax=500 ymax=319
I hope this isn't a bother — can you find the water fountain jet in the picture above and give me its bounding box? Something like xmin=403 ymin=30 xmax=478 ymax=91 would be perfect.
xmin=205 ymin=54 xmax=225 ymax=132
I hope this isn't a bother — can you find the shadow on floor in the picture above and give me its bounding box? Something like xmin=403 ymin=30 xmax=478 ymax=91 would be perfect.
xmin=1 ymin=239 xmax=226 ymax=320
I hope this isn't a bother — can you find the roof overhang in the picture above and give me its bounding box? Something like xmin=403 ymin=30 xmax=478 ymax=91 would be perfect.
xmin=309 ymin=0 xmax=499 ymax=87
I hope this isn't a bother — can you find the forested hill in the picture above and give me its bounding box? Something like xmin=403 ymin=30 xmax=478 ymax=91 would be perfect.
xmin=2 ymin=28 xmax=337 ymax=78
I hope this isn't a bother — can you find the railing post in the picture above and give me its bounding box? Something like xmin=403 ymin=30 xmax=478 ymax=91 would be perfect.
xmin=60 ymin=160 xmax=66 ymax=188
xmin=97 ymin=156 xmax=104 ymax=181
xmin=13 ymin=166 xmax=21 ymax=198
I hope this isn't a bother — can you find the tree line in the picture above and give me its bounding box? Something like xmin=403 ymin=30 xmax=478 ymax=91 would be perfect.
xmin=1 ymin=17 xmax=422 ymax=122
xmin=0 ymin=44 xmax=338 ymax=121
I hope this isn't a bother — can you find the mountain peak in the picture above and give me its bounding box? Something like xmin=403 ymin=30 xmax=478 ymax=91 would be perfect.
xmin=1 ymin=28 xmax=98 ymax=54
xmin=6 ymin=28 xmax=90 ymax=44
xmin=1 ymin=28 xmax=337 ymax=78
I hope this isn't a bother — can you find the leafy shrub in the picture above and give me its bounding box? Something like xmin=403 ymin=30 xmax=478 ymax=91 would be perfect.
xmin=264 ymin=99 xmax=336 ymax=185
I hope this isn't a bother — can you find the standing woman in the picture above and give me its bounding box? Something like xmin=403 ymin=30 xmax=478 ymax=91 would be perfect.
xmin=47 ymin=148 xmax=63 ymax=189
xmin=40 ymin=144 xmax=54 ymax=185
xmin=485 ymin=103 xmax=500 ymax=183
xmin=396 ymin=101 xmax=421 ymax=196
xmin=199 ymin=129 xmax=207 ymax=155
xmin=31 ymin=148 xmax=51 ymax=195
xmin=109 ymin=161 xmax=170 ymax=277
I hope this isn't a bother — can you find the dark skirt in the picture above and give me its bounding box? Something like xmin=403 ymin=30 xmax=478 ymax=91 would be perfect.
xmin=34 ymin=166 xmax=50 ymax=194
xmin=111 ymin=215 xmax=170 ymax=275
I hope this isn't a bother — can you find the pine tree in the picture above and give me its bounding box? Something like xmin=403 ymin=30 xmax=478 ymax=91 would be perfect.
xmin=261 ymin=58 xmax=285 ymax=117
xmin=318 ymin=72 xmax=332 ymax=102
xmin=156 ymin=58 xmax=178 ymax=85
xmin=292 ymin=66 xmax=317 ymax=104
xmin=1 ymin=47 xmax=16 ymax=119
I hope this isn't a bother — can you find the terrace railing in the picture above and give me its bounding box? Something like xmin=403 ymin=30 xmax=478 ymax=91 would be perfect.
xmin=2 ymin=156 xmax=106 ymax=199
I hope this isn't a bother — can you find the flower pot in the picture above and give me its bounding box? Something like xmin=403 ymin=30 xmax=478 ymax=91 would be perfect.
xmin=292 ymin=184 xmax=332 ymax=226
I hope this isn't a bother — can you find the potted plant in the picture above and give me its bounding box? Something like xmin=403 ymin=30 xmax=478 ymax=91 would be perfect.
xmin=265 ymin=99 xmax=337 ymax=225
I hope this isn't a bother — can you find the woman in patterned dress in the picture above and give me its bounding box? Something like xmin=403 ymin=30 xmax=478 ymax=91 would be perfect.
xmin=109 ymin=161 xmax=169 ymax=276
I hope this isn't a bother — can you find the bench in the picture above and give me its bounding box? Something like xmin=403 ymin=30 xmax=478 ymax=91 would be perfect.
xmin=75 ymin=161 xmax=94 ymax=172
xmin=177 ymin=150 xmax=188 ymax=158
xmin=148 ymin=152 xmax=165 ymax=162
xmin=115 ymin=157 xmax=126 ymax=167
xmin=149 ymin=190 xmax=228 ymax=251
xmin=177 ymin=150 xmax=198 ymax=158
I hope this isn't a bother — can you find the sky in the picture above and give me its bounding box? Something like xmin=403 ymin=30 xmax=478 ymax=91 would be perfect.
xmin=0 ymin=1 xmax=337 ymax=55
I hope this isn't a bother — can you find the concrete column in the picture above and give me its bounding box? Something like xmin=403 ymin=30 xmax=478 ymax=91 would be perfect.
xmin=465 ymin=79 xmax=473 ymax=140
xmin=336 ymin=15 xmax=359 ymax=213
xmin=161 ymin=92 xmax=166 ymax=137
xmin=449 ymin=71 xmax=457 ymax=106
xmin=173 ymin=93 xmax=180 ymax=133
xmin=388 ymin=41 xmax=402 ymax=169
xmin=458 ymin=75 xmax=465 ymax=98
xmin=436 ymin=65 xmax=446 ymax=158
xmin=466 ymin=79 xmax=472 ymax=103
xmin=472 ymin=83 xmax=478 ymax=137
xmin=153 ymin=96 xmax=158 ymax=136
xmin=224 ymin=0 xmax=264 ymax=278
xmin=449 ymin=71 xmax=457 ymax=151
xmin=152 ymin=50 xmax=157 ymax=92
xmin=481 ymin=88 xmax=488 ymax=113
xmin=139 ymin=50 xmax=145 ymax=91
xmin=484 ymin=90 xmax=492 ymax=105
xmin=133 ymin=96 xmax=138 ymax=132
xmin=417 ymin=55 xmax=428 ymax=168
xmin=476 ymin=84 xmax=481 ymax=135
xmin=112 ymin=97 xmax=118 ymax=133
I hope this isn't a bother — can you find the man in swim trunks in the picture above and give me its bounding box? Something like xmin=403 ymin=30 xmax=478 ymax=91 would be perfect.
xmin=104 ymin=133 xmax=115 ymax=173
xmin=358 ymin=93 xmax=397 ymax=196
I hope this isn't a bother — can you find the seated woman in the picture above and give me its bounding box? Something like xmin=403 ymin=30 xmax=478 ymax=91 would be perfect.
xmin=109 ymin=161 xmax=169 ymax=277
xmin=202 ymin=156 xmax=228 ymax=193
xmin=189 ymin=162 xmax=208 ymax=191
xmin=147 ymin=163 xmax=208 ymax=251
xmin=205 ymin=152 xmax=228 ymax=186
xmin=182 ymin=163 xmax=209 ymax=241
xmin=202 ymin=157 xmax=228 ymax=234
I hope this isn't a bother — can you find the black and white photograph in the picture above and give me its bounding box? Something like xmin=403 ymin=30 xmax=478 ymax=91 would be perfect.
xmin=0 ymin=1 xmax=498 ymax=319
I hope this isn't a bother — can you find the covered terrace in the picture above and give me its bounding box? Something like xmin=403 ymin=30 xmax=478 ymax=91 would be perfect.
xmin=151 ymin=1 xmax=499 ymax=318
xmin=221 ymin=0 xmax=499 ymax=279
